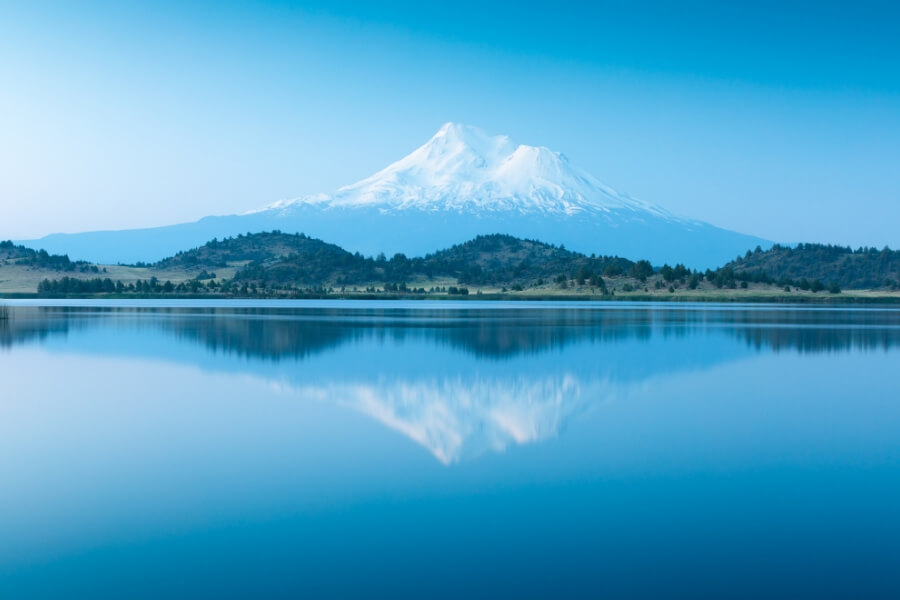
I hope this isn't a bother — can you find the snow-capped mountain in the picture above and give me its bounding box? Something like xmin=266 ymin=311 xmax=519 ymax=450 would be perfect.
xmin=20 ymin=123 xmax=769 ymax=267
xmin=266 ymin=122 xmax=673 ymax=218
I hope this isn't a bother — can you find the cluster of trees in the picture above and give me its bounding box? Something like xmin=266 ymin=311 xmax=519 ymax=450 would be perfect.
xmin=0 ymin=241 xmax=97 ymax=272
xmin=552 ymin=271 xmax=606 ymax=291
xmin=34 ymin=275 xmax=470 ymax=298
xmin=574 ymin=265 xmax=607 ymax=290
xmin=38 ymin=277 xmax=121 ymax=295
xmin=724 ymin=243 xmax=898 ymax=289
xmin=629 ymin=260 xmax=654 ymax=282
xmin=37 ymin=277 xmax=222 ymax=296
xmin=622 ymin=261 xmax=700 ymax=291
xmin=380 ymin=282 xmax=432 ymax=293
xmin=372 ymin=285 xmax=469 ymax=294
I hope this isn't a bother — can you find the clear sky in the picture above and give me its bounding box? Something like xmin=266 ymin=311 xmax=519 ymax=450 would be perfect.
xmin=2 ymin=0 xmax=898 ymax=247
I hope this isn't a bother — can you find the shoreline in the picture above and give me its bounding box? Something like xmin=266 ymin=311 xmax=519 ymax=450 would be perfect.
xmin=3 ymin=292 xmax=900 ymax=305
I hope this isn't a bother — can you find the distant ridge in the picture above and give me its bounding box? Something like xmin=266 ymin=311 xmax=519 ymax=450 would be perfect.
xmin=19 ymin=123 xmax=770 ymax=268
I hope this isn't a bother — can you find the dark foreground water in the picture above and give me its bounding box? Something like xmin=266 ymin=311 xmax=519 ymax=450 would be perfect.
xmin=1 ymin=300 xmax=899 ymax=599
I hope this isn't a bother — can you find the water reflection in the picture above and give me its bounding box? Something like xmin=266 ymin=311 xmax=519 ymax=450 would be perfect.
xmin=2 ymin=302 xmax=899 ymax=463
xmin=4 ymin=303 xmax=900 ymax=356
xmin=293 ymin=374 xmax=592 ymax=464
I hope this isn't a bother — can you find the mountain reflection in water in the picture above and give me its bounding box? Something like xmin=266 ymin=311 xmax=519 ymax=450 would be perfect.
xmin=3 ymin=302 xmax=899 ymax=463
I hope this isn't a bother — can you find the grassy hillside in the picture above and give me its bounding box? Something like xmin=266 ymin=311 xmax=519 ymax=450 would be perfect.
xmin=0 ymin=240 xmax=237 ymax=294
xmin=720 ymin=243 xmax=900 ymax=290
xmin=0 ymin=241 xmax=105 ymax=293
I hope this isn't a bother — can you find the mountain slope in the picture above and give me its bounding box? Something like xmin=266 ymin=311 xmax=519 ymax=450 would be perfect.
xmin=19 ymin=123 xmax=770 ymax=268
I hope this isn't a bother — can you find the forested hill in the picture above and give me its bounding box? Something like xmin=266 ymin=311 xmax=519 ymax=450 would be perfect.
xmin=229 ymin=232 xmax=637 ymax=287
xmin=0 ymin=240 xmax=95 ymax=272
xmin=420 ymin=235 xmax=634 ymax=285
xmin=723 ymin=243 xmax=900 ymax=289
xmin=152 ymin=231 xmax=347 ymax=270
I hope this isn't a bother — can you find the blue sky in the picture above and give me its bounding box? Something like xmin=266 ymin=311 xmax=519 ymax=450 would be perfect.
xmin=1 ymin=0 xmax=898 ymax=247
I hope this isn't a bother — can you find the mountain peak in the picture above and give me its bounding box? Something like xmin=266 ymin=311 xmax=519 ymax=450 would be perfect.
xmin=430 ymin=121 xmax=507 ymax=147
xmin=269 ymin=123 xmax=677 ymax=219
xmin=413 ymin=122 xmax=514 ymax=169
xmin=434 ymin=121 xmax=468 ymax=136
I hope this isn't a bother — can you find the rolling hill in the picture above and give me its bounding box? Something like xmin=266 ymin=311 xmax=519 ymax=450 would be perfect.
xmin=722 ymin=243 xmax=900 ymax=289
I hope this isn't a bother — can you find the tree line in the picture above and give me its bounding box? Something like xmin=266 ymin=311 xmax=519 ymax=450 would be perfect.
xmin=37 ymin=277 xmax=220 ymax=296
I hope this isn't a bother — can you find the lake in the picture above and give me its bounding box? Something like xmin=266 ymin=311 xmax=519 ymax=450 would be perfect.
xmin=1 ymin=300 xmax=899 ymax=598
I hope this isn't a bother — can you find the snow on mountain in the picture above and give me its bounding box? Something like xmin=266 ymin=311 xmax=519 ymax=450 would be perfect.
xmin=264 ymin=122 xmax=677 ymax=220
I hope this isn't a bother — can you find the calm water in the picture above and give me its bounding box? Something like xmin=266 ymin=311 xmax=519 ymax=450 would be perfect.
xmin=1 ymin=300 xmax=899 ymax=598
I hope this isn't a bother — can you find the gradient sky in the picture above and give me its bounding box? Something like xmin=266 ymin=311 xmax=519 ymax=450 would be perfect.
xmin=1 ymin=1 xmax=898 ymax=247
